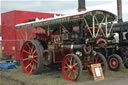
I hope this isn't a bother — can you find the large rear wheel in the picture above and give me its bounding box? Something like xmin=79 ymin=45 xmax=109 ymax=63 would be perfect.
xmin=62 ymin=54 xmax=82 ymax=81
xmin=88 ymin=52 xmax=107 ymax=75
xmin=20 ymin=40 xmax=44 ymax=74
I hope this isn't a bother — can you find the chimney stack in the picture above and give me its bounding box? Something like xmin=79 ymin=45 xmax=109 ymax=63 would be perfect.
xmin=117 ymin=0 xmax=123 ymax=23
xmin=78 ymin=0 xmax=86 ymax=12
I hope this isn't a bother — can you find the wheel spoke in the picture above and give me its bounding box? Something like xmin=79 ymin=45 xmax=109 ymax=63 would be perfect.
xmin=68 ymin=71 xmax=72 ymax=77
xmin=23 ymin=50 xmax=30 ymax=55
xmin=32 ymin=49 xmax=37 ymax=55
xmin=73 ymin=70 xmax=78 ymax=76
xmin=73 ymin=72 xmax=77 ymax=78
xmin=70 ymin=57 xmax=73 ymax=65
xmin=75 ymin=67 xmax=79 ymax=70
xmin=95 ymin=58 xmax=98 ymax=63
xmin=65 ymin=61 xmax=69 ymax=66
xmin=33 ymin=56 xmax=38 ymax=58
xmin=67 ymin=58 xmax=70 ymax=64
xmin=65 ymin=66 xmax=68 ymax=69
xmin=33 ymin=59 xmax=38 ymax=64
xmin=26 ymin=43 xmax=31 ymax=52
xmin=95 ymin=55 xmax=100 ymax=63
xmin=73 ymin=59 xmax=78 ymax=66
xmin=73 ymin=62 xmax=78 ymax=66
xmin=30 ymin=63 xmax=34 ymax=73
xmin=33 ymin=62 xmax=37 ymax=69
xmin=66 ymin=68 xmax=70 ymax=73
xmin=23 ymin=58 xmax=29 ymax=61
xmin=73 ymin=59 xmax=76 ymax=64
xmin=25 ymin=62 xmax=31 ymax=69
xmin=73 ymin=70 xmax=78 ymax=74
xmin=31 ymin=46 xmax=34 ymax=53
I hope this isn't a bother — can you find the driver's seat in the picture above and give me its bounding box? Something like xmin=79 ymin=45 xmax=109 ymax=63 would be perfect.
xmin=122 ymin=32 xmax=128 ymax=45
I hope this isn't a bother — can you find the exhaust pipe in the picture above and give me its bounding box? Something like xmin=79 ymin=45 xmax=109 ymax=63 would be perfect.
xmin=117 ymin=0 xmax=123 ymax=23
xmin=78 ymin=0 xmax=86 ymax=12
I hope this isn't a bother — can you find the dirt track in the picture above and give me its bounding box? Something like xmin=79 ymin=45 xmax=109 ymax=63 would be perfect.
xmin=0 ymin=67 xmax=128 ymax=85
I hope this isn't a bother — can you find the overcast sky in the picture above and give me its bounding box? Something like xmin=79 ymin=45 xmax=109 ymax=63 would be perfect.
xmin=0 ymin=0 xmax=128 ymax=24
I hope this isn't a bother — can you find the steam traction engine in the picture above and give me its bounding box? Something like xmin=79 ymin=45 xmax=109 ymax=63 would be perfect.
xmin=106 ymin=22 xmax=128 ymax=71
xmin=15 ymin=10 xmax=116 ymax=81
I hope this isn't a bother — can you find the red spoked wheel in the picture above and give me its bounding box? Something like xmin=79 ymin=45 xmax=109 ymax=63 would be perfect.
xmin=62 ymin=54 xmax=82 ymax=81
xmin=110 ymin=58 xmax=118 ymax=68
xmin=88 ymin=52 xmax=107 ymax=75
xmin=108 ymin=54 xmax=122 ymax=71
xmin=21 ymin=40 xmax=44 ymax=74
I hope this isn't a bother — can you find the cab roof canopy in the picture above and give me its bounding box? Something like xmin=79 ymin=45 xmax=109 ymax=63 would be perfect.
xmin=15 ymin=10 xmax=117 ymax=30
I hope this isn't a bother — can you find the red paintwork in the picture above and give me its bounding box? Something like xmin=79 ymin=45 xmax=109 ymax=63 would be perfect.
xmin=109 ymin=58 xmax=118 ymax=68
xmin=1 ymin=10 xmax=56 ymax=60
xmin=21 ymin=41 xmax=37 ymax=74
xmin=62 ymin=55 xmax=79 ymax=81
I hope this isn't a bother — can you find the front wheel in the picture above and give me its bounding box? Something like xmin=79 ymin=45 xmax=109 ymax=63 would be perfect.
xmin=62 ymin=54 xmax=82 ymax=81
xmin=88 ymin=52 xmax=107 ymax=75
xmin=108 ymin=54 xmax=123 ymax=71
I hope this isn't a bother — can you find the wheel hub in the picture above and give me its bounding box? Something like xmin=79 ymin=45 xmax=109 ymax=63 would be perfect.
xmin=112 ymin=61 xmax=116 ymax=65
xmin=28 ymin=55 xmax=33 ymax=60
xmin=69 ymin=65 xmax=72 ymax=69
xmin=110 ymin=58 xmax=118 ymax=68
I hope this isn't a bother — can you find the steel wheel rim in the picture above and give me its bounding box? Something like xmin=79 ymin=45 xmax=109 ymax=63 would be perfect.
xmin=109 ymin=58 xmax=118 ymax=68
xmin=62 ymin=56 xmax=79 ymax=81
xmin=21 ymin=41 xmax=38 ymax=74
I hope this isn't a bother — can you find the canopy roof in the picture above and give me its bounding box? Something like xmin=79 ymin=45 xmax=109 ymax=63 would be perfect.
xmin=15 ymin=9 xmax=117 ymax=30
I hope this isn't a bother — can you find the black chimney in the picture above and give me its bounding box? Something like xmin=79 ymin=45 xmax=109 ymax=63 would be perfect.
xmin=117 ymin=0 xmax=123 ymax=23
xmin=78 ymin=0 xmax=86 ymax=12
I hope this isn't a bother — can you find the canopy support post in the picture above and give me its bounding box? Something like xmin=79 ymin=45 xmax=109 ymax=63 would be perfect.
xmin=84 ymin=18 xmax=93 ymax=38
xmin=105 ymin=17 xmax=108 ymax=37
xmin=25 ymin=28 xmax=28 ymax=40
xmin=95 ymin=16 xmax=105 ymax=38
xmin=93 ymin=16 xmax=95 ymax=38
xmin=108 ymin=22 xmax=114 ymax=37
xmin=48 ymin=25 xmax=50 ymax=36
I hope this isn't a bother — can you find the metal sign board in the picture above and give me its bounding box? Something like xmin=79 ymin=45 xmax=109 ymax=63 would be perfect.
xmin=91 ymin=63 xmax=104 ymax=81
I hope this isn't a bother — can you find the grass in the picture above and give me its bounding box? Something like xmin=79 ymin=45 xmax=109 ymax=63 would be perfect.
xmin=0 ymin=66 xmax=128 ymax=85
xmin=0 ymin=67 xmax=93 ymax=85
xmin=0 ymin=82 xmax=8 ymax=85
